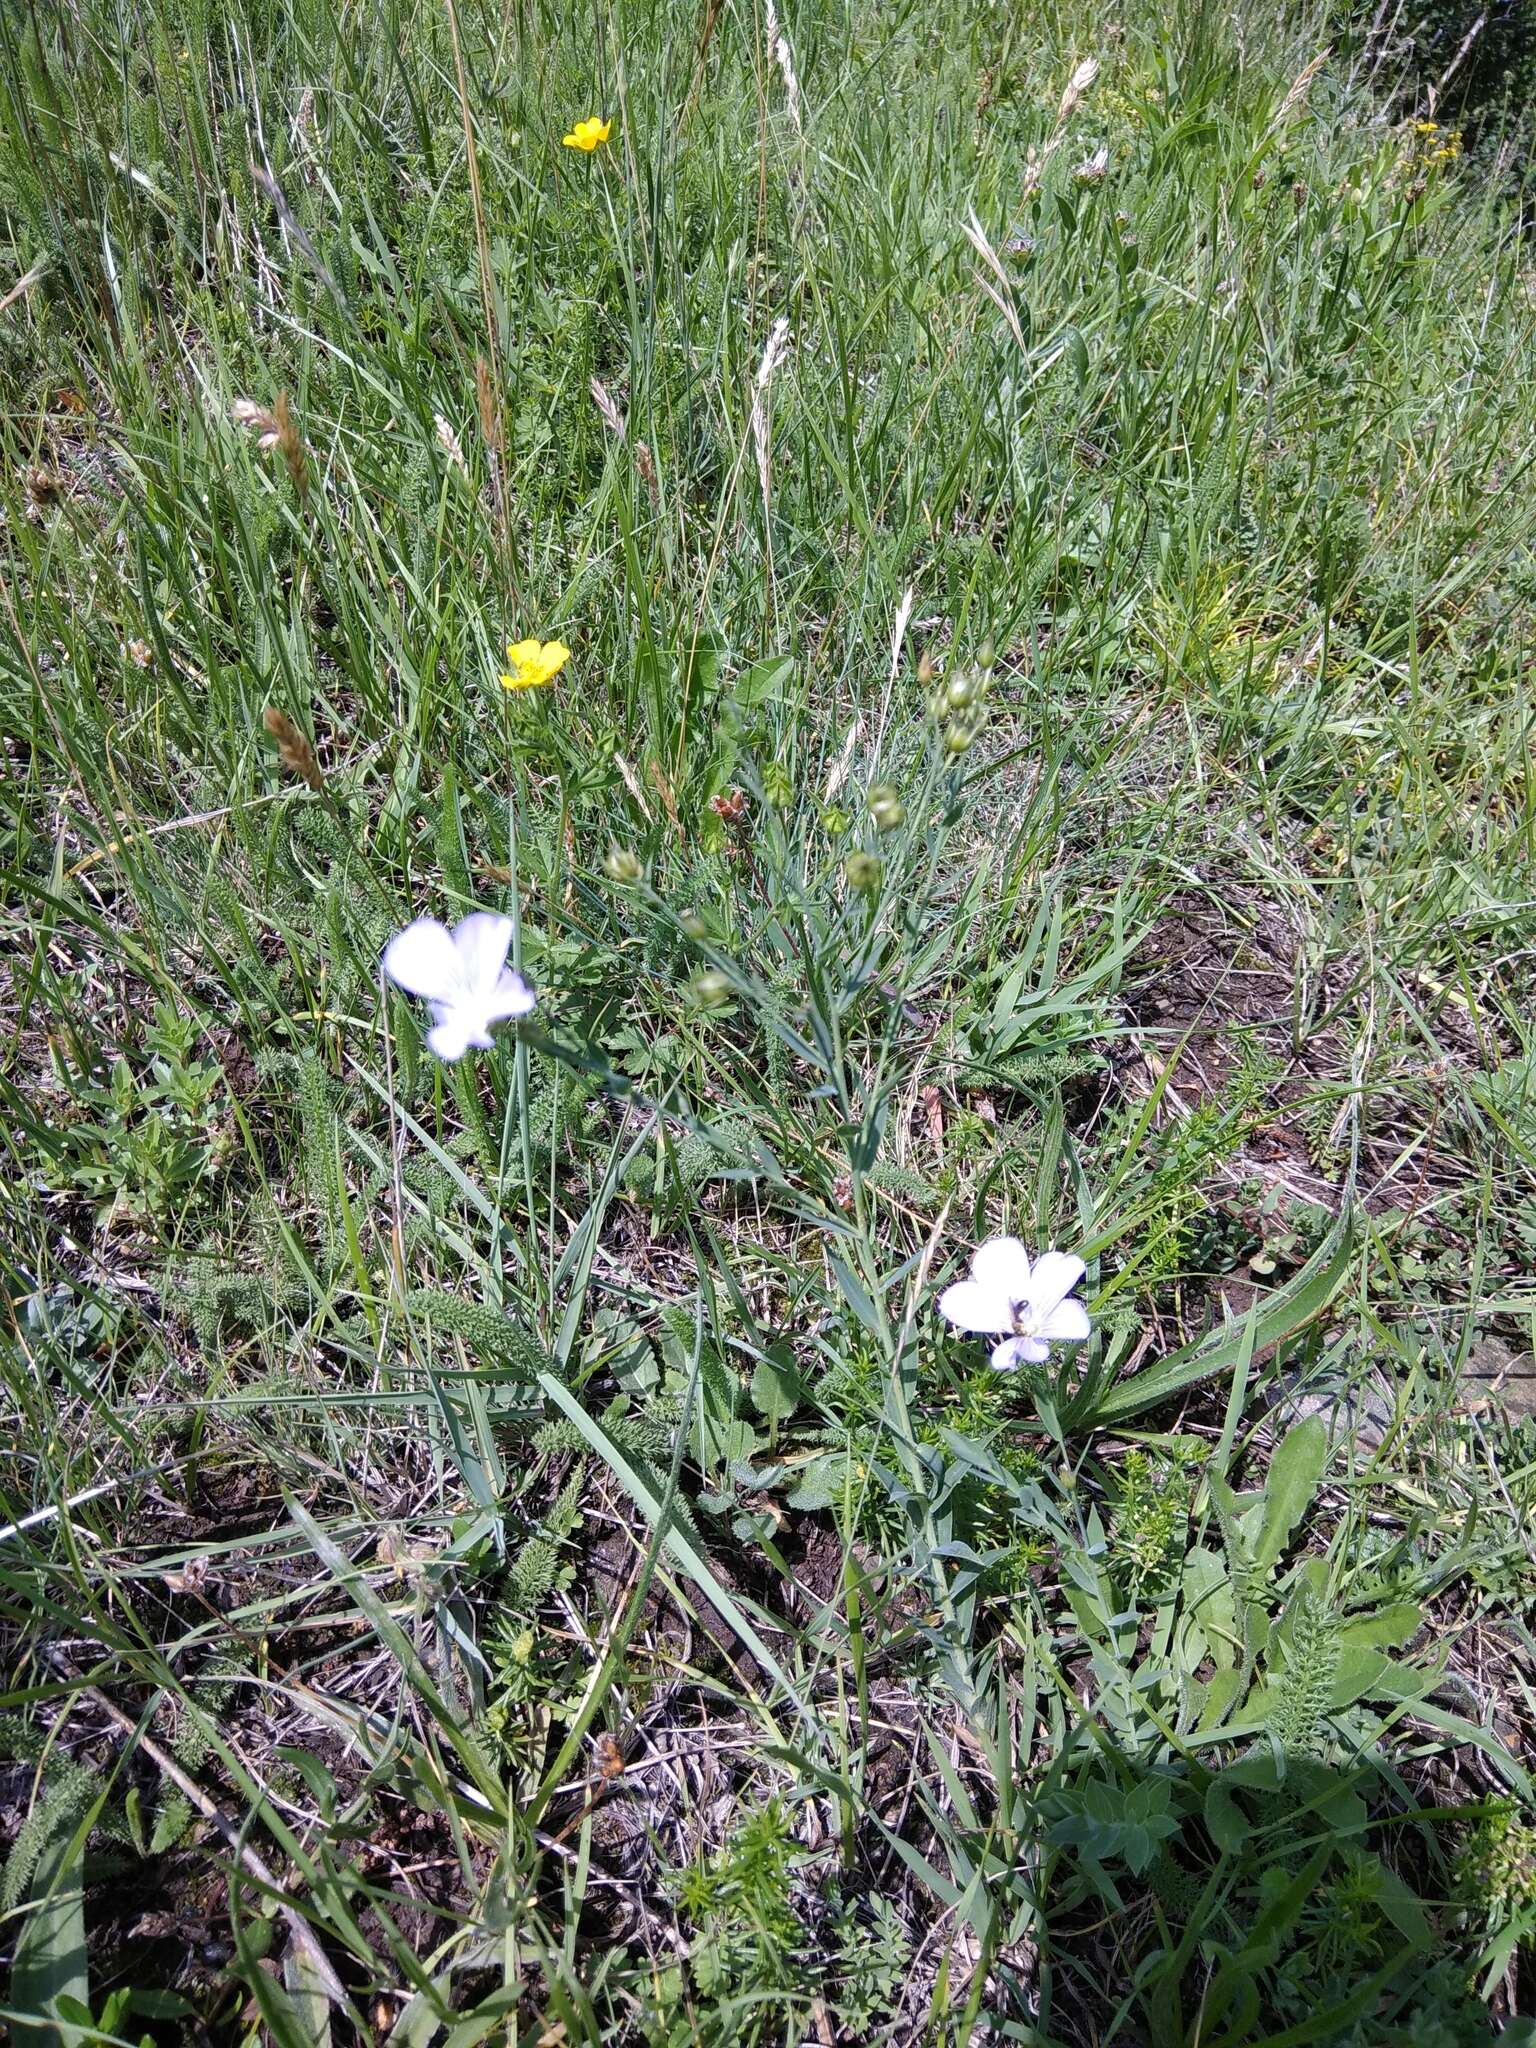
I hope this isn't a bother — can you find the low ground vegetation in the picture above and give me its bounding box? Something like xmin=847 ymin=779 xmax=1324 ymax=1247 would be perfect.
xmin=3 ymin=0 xmax=1536 ymax=2039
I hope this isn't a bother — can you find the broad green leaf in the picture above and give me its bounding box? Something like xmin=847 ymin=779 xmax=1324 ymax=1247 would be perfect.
xmin=1253 ymin=1416 xmax=1327 ymax=1573
xmin=1205 ymin=1751 xmax=1364 ymax=1855
xmin=283 ymin=1945 xmax=334 ymax=2048
xmin=783 ymin=1455 xmax=846 ymax=1511
xmin=1373 ymin=1860 xmax=1434 ymax=1950
xmin=1326 ymin=1646 xmax=1434 ymax=1710
xmin=1197 ymin=1665 xmax=1246 ymax=1733
xmin=750 ymin=1347 xmax=805 ymax=1422
xmin=731 ymin=654 xmax=794 ymax=708
xmin=1338 ymin=1602 xmax=1422 ymax=1649
xmin=1180 ymin=1545 xmax=1238 ymax=1672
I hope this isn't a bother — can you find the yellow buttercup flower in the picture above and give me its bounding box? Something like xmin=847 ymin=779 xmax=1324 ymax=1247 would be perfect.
xmin=500 ymin=638 xmax=572 ymax=691
xmin=562 ymin=116 xmax=612 ymax=152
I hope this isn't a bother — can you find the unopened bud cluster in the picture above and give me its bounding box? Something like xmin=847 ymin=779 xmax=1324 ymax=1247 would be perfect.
xmin=924 ymin=641 xmax=996 ymax=757
xmin=595 ymin=852 xmax=741 ymax=1012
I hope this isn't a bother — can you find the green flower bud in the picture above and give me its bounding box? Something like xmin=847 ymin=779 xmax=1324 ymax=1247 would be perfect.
xmin=866 ymin=783 xmax=906 ymax=833
xmin=946 ymin=668 xmax=983 ymax=710
xmin=844 ymin=850 xmax=883 ymax=893
xmin=976 ymin=638 xmax=996 ymax=670
xmin=820 ymin=804 xmax=850 ymax=836
xmin=679 ymin=910 xmax=709 ymax=941
xmin=943 ymin=712 xmax=983 ymax=756
xmin=689 ymin=968 xmax=734 ymax=1009
xmin=602 ymin=846 xmax=644 ymax=885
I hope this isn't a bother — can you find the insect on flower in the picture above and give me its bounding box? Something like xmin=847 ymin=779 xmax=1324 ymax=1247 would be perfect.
xmin=500 ymin=638 xmax=571 ymax=692
xmin=382 ymin=913 xmax=535 ymax=1061
xmin=938 ymin=1237 xmax=1090 ymax=1370
xmin=562 ymin=116 xmax=612 ymax=151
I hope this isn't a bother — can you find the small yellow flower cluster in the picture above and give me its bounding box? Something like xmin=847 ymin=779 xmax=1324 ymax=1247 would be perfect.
xmin=1411 ymin=118 xmax=1462 ymax=168
xmin=562 ymin=116 xmax=612 ymax=152
xmin=499 ymin=638 xmax=571 ymax=692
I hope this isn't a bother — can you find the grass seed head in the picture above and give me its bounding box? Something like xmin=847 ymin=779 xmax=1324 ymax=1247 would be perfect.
xmin=750 ymin=318 xmax=792 ymax=515
xmin=262 ymin=705 xmax=323 ymax=791
xmin=765 ymin=0 xmax=803 ymax=131
xmin=1056 ymin=55 xmax=1100 ymax=125
xmin=231 ymin=397 xmax=280 ymax=446
xmin=434 ymin=413 xmax=469 ymax=476
xmin=475 ymin=355 xmax=501 ymax=453
xmin=590 ymin=376 xmax=626 ymax=439
xmin=24 ymin=465 xmax=64 ymax=513
xmin=273 ymin=390 xmax=308 ymax=502
xmin=235 ymin=394 xmax=307 ymax=499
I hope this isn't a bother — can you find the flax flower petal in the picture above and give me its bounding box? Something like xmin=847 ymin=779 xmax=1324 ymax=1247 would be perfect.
xmin=1022 ymin=1250 xmax=1086 ymax=1315
xmin=939 ymin=1281 xmax=1013 ymax=1334
xmin=970 ymin=1236 xmax=1034 ymax=1295
xmin=1040 ymin=1297 xmax=1091 ymax=1343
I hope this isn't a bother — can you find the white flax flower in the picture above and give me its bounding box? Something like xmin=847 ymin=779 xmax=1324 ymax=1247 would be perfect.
xmin=382 ymin=912 xmax=535 ymax=1060
xmin=938 ymin=1237 xmax=1090 ymax=1370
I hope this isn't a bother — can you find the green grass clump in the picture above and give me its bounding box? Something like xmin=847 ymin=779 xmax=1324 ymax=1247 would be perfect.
xmin=3 ymin=0 xmax=1536 ymax=2037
